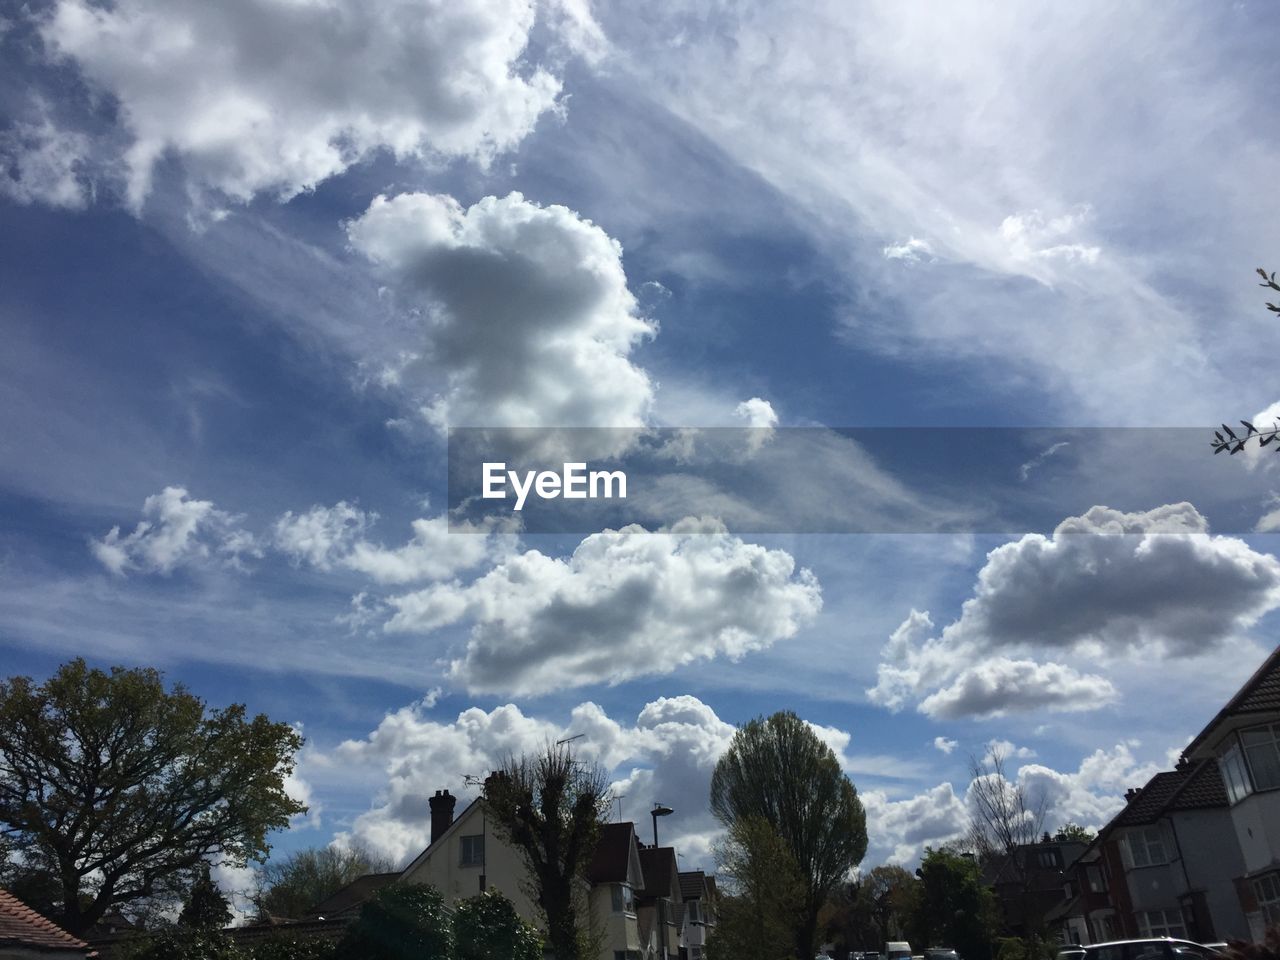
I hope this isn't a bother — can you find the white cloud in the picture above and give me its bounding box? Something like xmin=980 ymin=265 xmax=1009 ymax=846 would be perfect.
xmin=90 ymin=486 xmax=258 ymax=575
xmin=999 ymin=206 xmax=1100 ymax=270
xmin=0 ymin=112 xmax=92 ymax=209
xmin=273 ymin=502 xmax=375 ymax=571
xmin=882 ymin=237 xmax=934 ymax=263
xmin=933 ymin=736 xmax=958 ymax=754
xmin=347 ymin=192 xmax=656 ymax=437
xmin=37 ymin=0 xmax=573 ymax=208
xmin=869 ymin=503 xmax=1280 ymax=717
xmin=382 ymin=516 xmax=822 ymax=696
xmin=734 ymin=397 xmax=778 ymax=429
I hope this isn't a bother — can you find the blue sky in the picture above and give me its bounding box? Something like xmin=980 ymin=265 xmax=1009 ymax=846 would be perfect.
xmin=4 ymin=0 xmax=1280 ymax=889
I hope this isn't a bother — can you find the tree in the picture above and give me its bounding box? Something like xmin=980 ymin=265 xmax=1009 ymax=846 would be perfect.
xmin=707 ymin=815 xmax=805 ymax=960
xmin=1213 ymin=268 xmax=1280 ymax=455
xmin=116 ymin=925 xmax=243 ymax=960
xmin=906 ymin=847 xmax=998 ymax=960
xmin=710 ymin=710 xmax=869 ymax=960
xmin=335 ymin=882 xmax=452 ymax=960
xmin=454 ymin=889 xmax=543 ymax=960
xmin=852 ymin=865 xmax=916 ymax=946
xmin=178 ymin=863 xmax=232 ymax=930
xmin=255 ymin=845 xmax=394 ymax=920
xmin=483 ymin=743 xmax=612 ymax=960
xmin=0 ymin=659 xmax=306 ymax=934
xmin=1052 ymin=823 xmax=1095 ymax=844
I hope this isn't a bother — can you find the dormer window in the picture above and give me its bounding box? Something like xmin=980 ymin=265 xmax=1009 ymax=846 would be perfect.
xmin=611 ymin=883 xmax=635 ymax=915
xmin=1221 ymin=740 xmax=1253 ymax=804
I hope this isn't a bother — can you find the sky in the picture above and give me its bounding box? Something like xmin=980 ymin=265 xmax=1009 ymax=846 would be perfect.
xmin=4 ymin=0 xmax=1280 ymax=898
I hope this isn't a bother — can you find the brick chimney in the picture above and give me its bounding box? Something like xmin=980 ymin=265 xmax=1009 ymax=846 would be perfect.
xmin=429 ymin=789 xmax=456 ymax=845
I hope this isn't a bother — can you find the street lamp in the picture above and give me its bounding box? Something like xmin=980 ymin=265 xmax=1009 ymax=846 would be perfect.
xmin=651 ymin=802 xmax=674 ymax=847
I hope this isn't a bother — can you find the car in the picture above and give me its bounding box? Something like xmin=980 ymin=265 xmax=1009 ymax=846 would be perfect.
xmin=885 ymin=941 xmax=912 ymax=960
xmin=924 ymin=949 xmax=959 ymax=960
xmin=1081 ymin=939 xmax=1224 ymax=960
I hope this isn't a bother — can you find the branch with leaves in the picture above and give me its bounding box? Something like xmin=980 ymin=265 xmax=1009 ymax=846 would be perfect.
xmin=1212 ymin=268 xmax=1280 ymax=455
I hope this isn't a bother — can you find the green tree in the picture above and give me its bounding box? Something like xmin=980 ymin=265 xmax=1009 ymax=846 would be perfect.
xmin=255 ymin=845 xmax=394 ymax=920
xmin=0 ymin=659 xmax=306 ymax=935
xmin=707 ymin=815 xmax=805 ymax=960
xmin=455 ymin=889 xmax=543 ymax=960
xmin=116 ymin=925 xmax=243 ymax=960
xmin=249 ymin=933 xmax=338 ymax=960
xmin=710 ymin=710 xmax=869 ymax=960
xmin=1052 ymin=823 xmax=1095 ymax=844
xmin=484 ymin=743 xmax=612 ymax=960
xmin=335 ymin=883 xmax=452 ymax=960
xmin=906 ymin=848 xmax=998 ymax=960
xmin=178 ymin=863 xmax=232 ymax=930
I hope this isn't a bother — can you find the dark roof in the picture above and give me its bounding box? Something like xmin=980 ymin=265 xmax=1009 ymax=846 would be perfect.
xmin=678 ymin=871 xmax=706 ymax=901
xmin=637 ymin=847 xmax=679 ymax=899
xmin=0 ymin=887 xmax=93 ymax=954
xmin=1105 ymin=759 xmax=1228 ymax=833
xmin=306 ymin=872 xmax=399 ymax=919
xmin=1186 ymin=643 xmax=1280 ymax=756
xmin=587 ymin=823 xmax=638 ymax=885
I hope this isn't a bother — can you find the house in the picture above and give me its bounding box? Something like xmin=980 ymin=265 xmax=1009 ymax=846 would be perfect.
xmin=1183 ymin=644 xmax=1280 ymax=940
xmin=637 ymin=845 xmax=682 ymax=960
xmin=676 ymin=871 xmax=717 ymax=960
xmin=0 ymin=888 xmax=95 ymax=959
xmin=1072 ymin=759 xmax=1249 ymax=944
xmin=984 ymin=834 xmax=1087 ymax=938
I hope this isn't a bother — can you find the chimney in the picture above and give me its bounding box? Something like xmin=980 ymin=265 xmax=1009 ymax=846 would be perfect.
xmin=1125 ymin=787 xmax=1140 ymax=801
xmin=429 ymin=789 xmax=456 ymax=845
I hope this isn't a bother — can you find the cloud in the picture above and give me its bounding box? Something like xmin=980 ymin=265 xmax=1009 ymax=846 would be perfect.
xmin=862 ymin=783 xmax=969 ymax=864
xmin=381 ymin=517 xmax=821 ymax=696
xmin=999 ymin=206 xmax=1100 ymax=269
xmin=869 ymin=503 xmax=1280 ymax=717
xmin=346 ymin=192 xmax=656 ymax=436
xmin=882 ymin=238 xmax=934 ymax=263
xmin=933 ymin=736 xmax=958 ymax=754
xmin=36 ymin=0 xmax=574 ymax=208
xmin=1018 ymin=441 xmax=1070 ymax=481
xmin=734 ymin=397 xmax=778 ymax=430
xmin=90 ymin=486 xmax=258 ymax=575
xmin=273 ymin=502 xmax=375 ymax=571
xmin=0 ymin=112 xmax=92 ymax=209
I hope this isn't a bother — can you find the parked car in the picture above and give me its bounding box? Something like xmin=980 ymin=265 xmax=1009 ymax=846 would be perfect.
xmin=885 ymin=941 xmax=912 ymax=960
xmin=1082 ymin=939 xmax=1224 ymax=960
xmin=924 ymin=948 xmax=959 ymax=960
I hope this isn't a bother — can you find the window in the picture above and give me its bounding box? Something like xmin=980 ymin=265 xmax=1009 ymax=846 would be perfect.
xmin=460 ymin=834 xmax=484 ymax=867
xmin=1137 ymin=908 xmax=1187 ymax=939
xmin=1125 ymin=826 xmax=1167 ymax=868
xmin=611 ymin=883 xmax=634 ymax=914
xmin=1038 ymin=849 xmax=1062 ymax=869
xmin=1254 ymin=873 xmax=1280 ymax=928
xmin=687 ymin=901 xmax=701 ymax=923
xmin=1221 ymin=740 xmax=1254 ymax=804
xmin=1086 ymin=864 xmax=1108 ymax=894
xmin=1243 ymin=725 xmax=1280 ymax=791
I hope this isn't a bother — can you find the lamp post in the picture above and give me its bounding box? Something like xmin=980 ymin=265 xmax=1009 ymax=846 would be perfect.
xmin=651 ymin=802 xmax=673 ymax=848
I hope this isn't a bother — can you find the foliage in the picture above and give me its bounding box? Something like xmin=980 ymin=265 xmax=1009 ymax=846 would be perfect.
xmin=995 ymin=936 xmax=1059 ymax=960
xmin=1213 ymin=269 xmax=1280 ymax=455
xmin=179 ymin=863 xmax=233 ymax=930
xmin=1052 ymin=822 xmax=1095 ymax=844
xmin=454 ymin=889 xmax=543 ymax=960
xmin=906 ymin=848 xmax=999 ymax=960
xmin=335 ymin=883 xmax=453 ymax=960
xmin=255 ymin=845 xmax=394 ymax=920
xmin=710 ymin=710 xmax=869 ymax=960
xmin=708 ymin=815 xmax=806 ymax=960
xmin=828 ymin=864 xmax=916 ymax=949
xmin=0 ymin=659 xmax=306 ymax=935
xmin=247 ymin=933 xmax=339 ymax=960
xmin=484 ymin=742 xmax=612 ymax=960
xmin=1222 ymin=926 xmax=1280 ymax=960
xmin=115 ymin=925 xmax=243 ymax=960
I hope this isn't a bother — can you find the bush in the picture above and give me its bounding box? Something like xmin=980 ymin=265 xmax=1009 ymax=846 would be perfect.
xmin=115 ymin=926 xmax=244 ymax=960
xmin=454 ymin=889 xmax=542 ymax=960
xmin=246 ymin=933 xmax=339 ymax=960
xmin=335 ymin=883 xmax=453 ymax=960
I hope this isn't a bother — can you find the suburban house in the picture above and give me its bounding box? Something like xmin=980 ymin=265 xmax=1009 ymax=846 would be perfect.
xmin=675 ymin=871 xmax=717 ymax=960
xmin=637 ymin=845 xmax=682 ymax=960
xmin=984 ymin=834 xmax=1087 ymax=939
xmin=1183 ymin=644 xmax=1280 ymax=940
xmin=0 ymin=888 xmax=95 ymax=959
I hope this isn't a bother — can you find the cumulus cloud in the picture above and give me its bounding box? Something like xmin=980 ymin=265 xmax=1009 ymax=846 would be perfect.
xmin=347 ymin=192 xmax=656 ymax=436
xmin=90 ymin=486 xmax=258 ymax=575
xmin=380 ymin=517 xmax=821 ymax=696
xmin=0 ymin=112 xmax=92 ymax=209
xmin=36 ymin=0 xmax=576 ymax=208
xmin=933 ymin=736 xmax=958 ymax=754
xmin=869 ymin=503 xmax=1280 ymax=717
xmin=274 ymin=503 xmax=510 ymax=584
xmin=862 ymin=783 xmax=969 ymax=864
xmin=734 ymin=397 xmax=778 ymax=454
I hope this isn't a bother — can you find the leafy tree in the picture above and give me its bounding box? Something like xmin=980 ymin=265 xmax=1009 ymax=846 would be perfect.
xmin=455 ymin=889 xmax=543 ymax=960
xmin=1052 ymin=823 xmax=1095 ymax=844
xmin=248 ymin=934 xmax=338 ymax=960
xmin=1213 ymin=268 xmax=1280 ymax=455
xmin=906 ymin=847 xmax=998 ymax=960
xmin=116 ymin=925 xmax=243 ymax=960
xmin=846 ymin=865 xmax=916 ymax=947
xmin=710 ymin=710 xmax=869 ymax=960
xmin=179 ymin=863 xmax=232 ymax=930
xmin=0 ymin=659 xmax=306 ymax=934
xmin=707 ymin=815 xmax=805 ymax=960
xmin=335 ymin=883 xmax=452 ymax=960
xmin=255 ymin=845 xmax=394 ymax=920
xmin=484 ymin=742 xmax=612 ymax=960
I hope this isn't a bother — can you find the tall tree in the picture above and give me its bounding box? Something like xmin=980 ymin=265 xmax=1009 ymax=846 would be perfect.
xmin=255 ymin=845 xmax=394 ymax=920
xmin=483 ymin=742 xmax=612 ymax=960
xmin=455 ymin=889 xmax=543 ymax=960
xmin=906 ymin=847 xmax=998 ymax=960
xmin=710 ymin=710 xmax=869 ymax=960
xmin=0 ymin=659 xmax=306 ymax=934
xmin=178 ymin=863 xmax=232 ymax=930
xmin=707 ymin=815 xmax=805 ymax=960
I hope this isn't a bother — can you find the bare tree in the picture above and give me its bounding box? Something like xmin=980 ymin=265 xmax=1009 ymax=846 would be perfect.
xmin=484 ymin=741 xmax=612 ymax=960
xmin=966 ymin=746 xmax=1046 ymax=861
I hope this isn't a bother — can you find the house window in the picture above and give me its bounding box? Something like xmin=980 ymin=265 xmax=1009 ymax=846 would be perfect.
xmin=1124 ymin=826 xmax=1167 ymax=868
xmin=1038 ymin=849 xmax=1061 ymax=869
xmin=1137 ymin=908 xmax=1187 ymax=939
xmin=460 ymin=834 xmax=484 ymax=867
xmin=1243 ymin=725 xmax=1280 ymax=791
xmin=1221 ymin=740 xmax=1254 ymax=804
xmin=611 ymin=883 xmax=634 ymax=914
xmin=1086 ymin=864 xmax=1108 ymax=893
xmin=687 ymin=901 xmax=701 ymax=923
xmin=1253 ymin=873 xmax=1280 ymax=928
